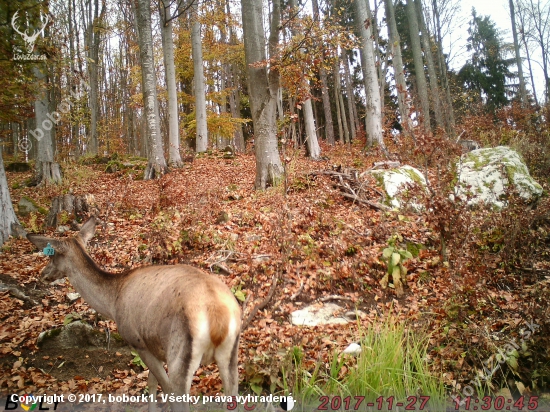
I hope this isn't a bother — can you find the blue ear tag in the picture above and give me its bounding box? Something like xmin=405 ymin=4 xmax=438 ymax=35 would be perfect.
xmin=43 ymin=243 xmax=55 ymax=256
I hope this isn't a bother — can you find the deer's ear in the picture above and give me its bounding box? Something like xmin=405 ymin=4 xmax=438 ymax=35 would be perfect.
xmin=79 ymin=217 xmax=96 ymax=244
xmin=27 ymin=235 xmax=62 ymax=253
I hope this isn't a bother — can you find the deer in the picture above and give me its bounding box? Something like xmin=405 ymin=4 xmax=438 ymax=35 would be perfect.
xmin=11 ymin=10 xmax=50 ymax=54
xmin=27 ymin=217 xmax=241 ymax=412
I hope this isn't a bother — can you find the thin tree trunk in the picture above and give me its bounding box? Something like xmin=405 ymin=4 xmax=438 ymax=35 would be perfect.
xmin=135 ymin=0 xmax=167 ymax=179
xmin=354 ymin=0 xmax=384 ymax=148
xmin=241 ymin=0 xmax=283 ymax=188
xmin=406 ymin=0 xmax=431 ymax=133
xmin=224 ymin=0 xmax=245 ymax=151
xmin=342 ymin=50 xmax=357 ymax=140
xmin=86 ymin=0 xmax=105 ymax=156
xmin=161 ymin=0 xmax=183 ymax=167
xmin=510 ymin=0 xmax=528 ymax=105
xmin=288 ymin=0 xmax=320 ymax=159
xmin=517 ymin=4 xmax=539 ymax=104
xmin=334 ymin=58 xmax=349 ymax=143
xmin=415 ymin=0 xmax=443 ymax=131
xmin=385 ymin=0 xmax=413 ymax=135
xmin=311 ymin=0 xmax=334 ymax=144
xmin=432 ymin=0 xmax=455 ymax=136
xmin=191 ymin=0 xmax=208 ymax=152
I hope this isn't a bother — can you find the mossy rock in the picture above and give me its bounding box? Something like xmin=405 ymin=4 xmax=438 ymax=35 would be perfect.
xmin=37 ymin=321 xmax=130 ymax=350
xmin=18 ymin=196 xmax=47 ymax=216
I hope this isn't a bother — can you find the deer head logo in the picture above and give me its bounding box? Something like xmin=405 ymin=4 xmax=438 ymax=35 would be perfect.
xmin=11 ymin=10 xmax=50 ymax=54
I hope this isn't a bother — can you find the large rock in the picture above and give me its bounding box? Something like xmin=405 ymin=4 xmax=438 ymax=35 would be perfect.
xmin=37 ymin=321 xmax=129 ymax=351
xmin=369 ymin=165 xmax=428 ymax=210
xmin=17 ymin=197 xmax=38 ymax=216
xmin=291 ymin=303 xmax=365 ymax=326
xmin=455 ymin=146 xmax=542 ymax=208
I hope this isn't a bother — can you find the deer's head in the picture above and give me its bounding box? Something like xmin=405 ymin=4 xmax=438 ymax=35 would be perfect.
xmin=12 ymin=10 xmax=50 ymax=54
xmin=27 ymin=218 xmax=97 ymax=282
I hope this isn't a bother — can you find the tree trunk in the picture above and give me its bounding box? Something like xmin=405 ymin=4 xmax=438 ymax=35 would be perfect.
xmin=517 ymin=3 xmax=539 ymax=104
xmin=86 ymin=0 xmax=105 ymax=156
xmin=135 ymin=0 xmax=167 ymax=179
xmin=0 ymin=150 xmax=20 ymax=247
xmin=354 ymin=0 xmax=384 ymax=148
xmin=334 ymin=59 xmax=349 ymax=143
xmin=406 ymin=0 xmax=431 ymax=133
xmin=342 ymin=51 xmax=357 ymax=140
xmin=32 ymin=66 xmax=62 ymax=185
xmin=241 ymin=0 xmax=283 ymax=188
xmin=226 ymin=0 xmax=245 ymax=152
xmin=385 ymin=0 xmax=413 ymax=135
xmin=303 ymin=99 xmax=320 ymax=158
xmin=288 ymin=0 xmax=320 ymax=159
xmin=191 ymin=0 xmax=208 ymax=153
xmin=510 ymin=0 xmax=528 ymax=105
xmin=432 ymin=0 xmax=455 ymax=136
xmin=415 ymin=0 xmax=443 ymax=131
xmin=161 ymin=0 xmax=183 ymax=167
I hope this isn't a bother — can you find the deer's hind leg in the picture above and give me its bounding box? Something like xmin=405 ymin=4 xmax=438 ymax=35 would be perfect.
xmin=215 ymin=332 xmax=240 ymax=396
xmin=136 ymin=349 xmax=172 ymax=412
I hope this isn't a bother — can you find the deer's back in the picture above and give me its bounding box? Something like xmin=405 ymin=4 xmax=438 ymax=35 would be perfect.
xmin=112 ymin=265 xmax=241 ymax=361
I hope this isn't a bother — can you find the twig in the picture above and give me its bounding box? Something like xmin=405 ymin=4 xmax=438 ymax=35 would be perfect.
xmin=341 ymin=193 xmax=391 ymax=211
xmin=241 ymin=271 xmax=279 ymax=331
xmin=319 ymin=295 xmax=353 ymax=302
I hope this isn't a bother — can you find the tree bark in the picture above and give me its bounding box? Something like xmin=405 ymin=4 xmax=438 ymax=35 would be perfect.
xmin=191 ymin=0 xmax=208 ymax=153
xmin=385 ymin=0 xmax=413 ymax=135
xmin=516 ymin=2 xmax=539 ymax=104
xmin=334 ymin=59 xmax=349 ymax=143
xmin=510 ymin=0 xmax=528 ymax=106
xmin=406 ymin=0 xmax=431 ymax=133
xmin=431 ymin=0 xmax=455 ymax=136
xmin=288 ymin=0 xmax=321 ymax=159
xmin=86 ymin=0 xmax=105 ymax=156
xmin=241 ymin=0 xmax=283 ymax=188
xmin=354 ymin=0 xmax=384 ymax=148
xmin=342 ymin=51 xmax=358 ymax=140
xmin=0 ymin=150 xmax=20 ymax=247
xmin=160 ymin=0 xmax=183 ymax=167
xmin=135 ymin=0 xmax=167 ymax=179
xmin=415 ymin=0 xmax=443 ymax=131
xmin=32 ymin=66 xmax=62 ymax=185
xmin=311 ymin=0 xmax=335 ymax=145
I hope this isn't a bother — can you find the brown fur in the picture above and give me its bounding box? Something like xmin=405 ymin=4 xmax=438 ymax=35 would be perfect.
xmin=27 ymin=218 xmax=241 ymax=412
xmin=208 ymin=300 xmax=230 ymax=347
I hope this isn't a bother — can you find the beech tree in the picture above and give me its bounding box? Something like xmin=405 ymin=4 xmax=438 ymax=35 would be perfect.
xmin=385 ymin=0 xmax=413 ymax=135
xmin=287 ymin=0 xmax=321 ymax=159
xmin=509 ymin=0 xmax=528 ymax=105
xmin=191 ymin=0 xmax=208 ymax=153
xmin=0 ymin=151 xmax=19 ymax=247
xmin=84 ymin=0 xmax=106 ymax=156
xmin=135 ymin=0 xmax=167 ymax=179
xmin=311 ymin=0 xmax=335 ymax=145
xmin=406 ymin=0 xmax=431 ymax=132
xmin=33 ymin=65 xmax=62 ymax=185
xmin=241 ymin=0 xmax=283 ymax=188
xmin=354 ymin=0 xmax=384 ymax=148
xmin=160 ymin=0 xmax=183 ymax=167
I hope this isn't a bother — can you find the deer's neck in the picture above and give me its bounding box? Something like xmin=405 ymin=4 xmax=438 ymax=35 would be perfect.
xmin=68 ymin=242 xmax=122 ymax=320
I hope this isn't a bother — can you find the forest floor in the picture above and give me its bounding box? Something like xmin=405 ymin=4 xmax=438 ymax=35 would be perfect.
xmin=1 ymin=140 xmax=549 ymax=410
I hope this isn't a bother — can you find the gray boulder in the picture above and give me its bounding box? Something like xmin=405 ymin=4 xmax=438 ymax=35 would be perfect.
xmin=455 ymin=146 xmax=542 ymax=208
